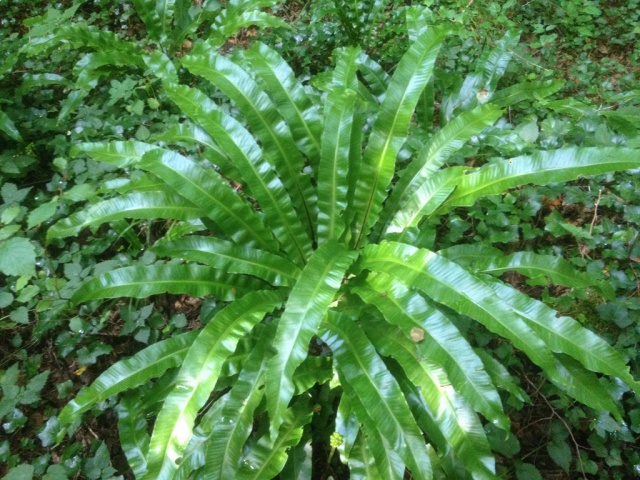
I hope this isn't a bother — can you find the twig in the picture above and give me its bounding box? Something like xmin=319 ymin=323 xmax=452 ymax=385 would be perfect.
xmin=589 ymin=189 xmax=602 ymax=236
xmin=524 ymin=376 xmax=588 ymax=479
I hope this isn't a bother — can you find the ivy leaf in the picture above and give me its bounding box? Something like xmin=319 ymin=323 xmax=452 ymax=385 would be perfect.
xmin=0 ymin=237 xmax=36 ymax=277
xmin=0 ymin=110 xmax=22 ymax=142
xmin=4 ymin=464 xmax=35 ymax=480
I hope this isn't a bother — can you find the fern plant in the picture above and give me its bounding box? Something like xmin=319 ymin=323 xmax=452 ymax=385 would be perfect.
xmin=50 ymin=20 xmax=640 ymax=480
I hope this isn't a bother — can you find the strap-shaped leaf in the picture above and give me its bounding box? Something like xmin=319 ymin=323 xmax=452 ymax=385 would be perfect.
xmin=70 ymin=140 xmax=158 ymax=168
xmin=181 ymin=51 xmax=316 ymax=240
xmin=175 ymin=393 xmax=229 ymax=480
xmin=440 ymin=244 xmax=615 ymax=298
xmin=331 ymin=47 xmax=361 ymax=92
xmin=351 ymin=26 xmax=447 ymax=248
xmin=292 ymin=356 xmax=332 ymax=395
xmin=384 ymin=167 xmax=465 ymax=240
xmin=334 ymin=342 xmax=405 ymax=479
xmin=58 ymin=330 xmax=198 ymax=426
xmin=488 ymin=280 xmax=640 ymax=397
xmin=47 ymin=191 xmax=205 ymax=241
xmin=72 ymin=265 xmax=260 ymax=305
xmin=203 ymin=325 xmax=274 ymax=480
xmin=163 ymin=83 xmax=312 ymax=264
xmin=363 ymin=318 xmax=497 ymax=479
xmin=244 ymin=42 xmax=322 ymax=165
xmin=139 ymin=148 xmax=280 ymax=252
xmin=131 ymin=0 xmax=174 ymax=43
xmin=143 ymin=48 xmax=179 ymax=82
xmin=356 ymin=51 xmax=390 ymax=101
xmin=117 ymin=392 xmax=150 ymax=478
xmin=235 ymin=399 xmax=313 ymax=480
xmin=550 ymin=353 xmax=623 ymax=417
xmin=280 ymin=438 xmax=312 ymax=480
xmin=378 ymin=104 xmax=503 ymax=235
xmin=490 ymin=80 xmax=564 ymax=107
xmin=144 ymin=290 xmax=287 ymax=480
xmin=445 ymin=147 xmax=640 ymax=208
xmin=474 ymin=349 xmax=529 ymax=403
xmin=348 ymin=431 xmax=384 ymax=479
xmin=266 ymin=240 xmax=355 ymax=432
xmin=149 ymin=122 xmax=235 ymax=177
xmin=152 ymin=236 xmax=301 ymax=287
xmin=210 ymin=9 xmax=290 ymax=47
xmin=317 ymin=88 xmax=357 ymax=244
xmin=359 ymin=242 xmax=570 ymax=388
xmin=335 ymin=394 xmax=359 ymax=464
xmin=321 ymin=311 xmax=432 ymax=480
xmin=354 ymin=271 xmax=509 ymax=430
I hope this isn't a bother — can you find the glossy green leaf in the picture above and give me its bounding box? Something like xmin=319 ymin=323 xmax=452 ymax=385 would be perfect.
xmin=235 ymin=399 xmax=312 ymax=480
xmin=163 ymin=82 xmax=312 ymax=264
xmin=280 ymin=438 xmax=312 ymax=480
xmin=363 ymin=318 xmax=497 ymax=479
xmin=490 ymin=80 xmax=564 ymax=107
xmin=379 ymin=104 xmax=503 ymax=234
xmin=474 ymin=349 xmax=529 ymax=403
xmin=360 ymin=242 xmax=569 ymax=388
xmin=321 ymin=311 xmax=432 ymax=480
xmin=337 ymin=395 xmax=403 ymax=480
xmin=204 ymin=324 xmax=275 ymax=480
xmin=245 ymin=42 xmax=322 ymax=164
xmin=210 ymin=10 xmax=290 ymax=47
xmin=139 ymin=148 xmax=279 ymax=252
xmin=552 ymin=353 xmax=622 ymax=417
xmin=175 ymin=393 xmax=229 ymax=480
xmin=356 ymin=51 xmax=390 ymax=101
xmin=346 ymin=431 xmax=378 ymax=478
xmin=446 ymin=147 xmax=640 ymax=208
xmin=331 ymin=47 xmax=361 ymax=92
xmin=440 ymin=244 xmax=615 ymax=298
xmin=59 ymin=330 xmax=198 ymax=426
xmin=334 ymin=394 xmax=359 ymax=464
xmin=181 ymin=51 xmax=317 ymax=240
xmin=152 ymin=236 xmax=301 ymax=286
xmin=266 ymin=240 xmax=355 ymax=432
xmin=47 ymin=191 xmax=204 ymax=241
xmin=131 ymin=0 xmax=174 ymax=43
xmin=117 ymin=392 xmax=149 ymax=478
xmin=292 ymin=356 xmax=332 ymax=395
xmin=70 ymin=140 xmax=158 ymax=168
xmin=72 ymin=265 xmax=260 ymax=305
xmin=144 ymin=290 xmax=287 ymax=479
xmin=143 ymin=49 xmax=178 ymax=82
xmin=354 ymin=271 xmax=509 ymax=430
xmin=351 ymin=26 xmax=447 ymax=248
xmin=488 ymin=280 xmax=640 ymax=397
xmin=384 ymin=167 xmax=465 ymax=240
xmin=317 ymin=88 xmax=357 ymax=243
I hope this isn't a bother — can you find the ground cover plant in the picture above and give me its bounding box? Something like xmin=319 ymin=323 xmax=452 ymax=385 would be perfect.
xmin=2 ymin=1 xmax=640 ymax=479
